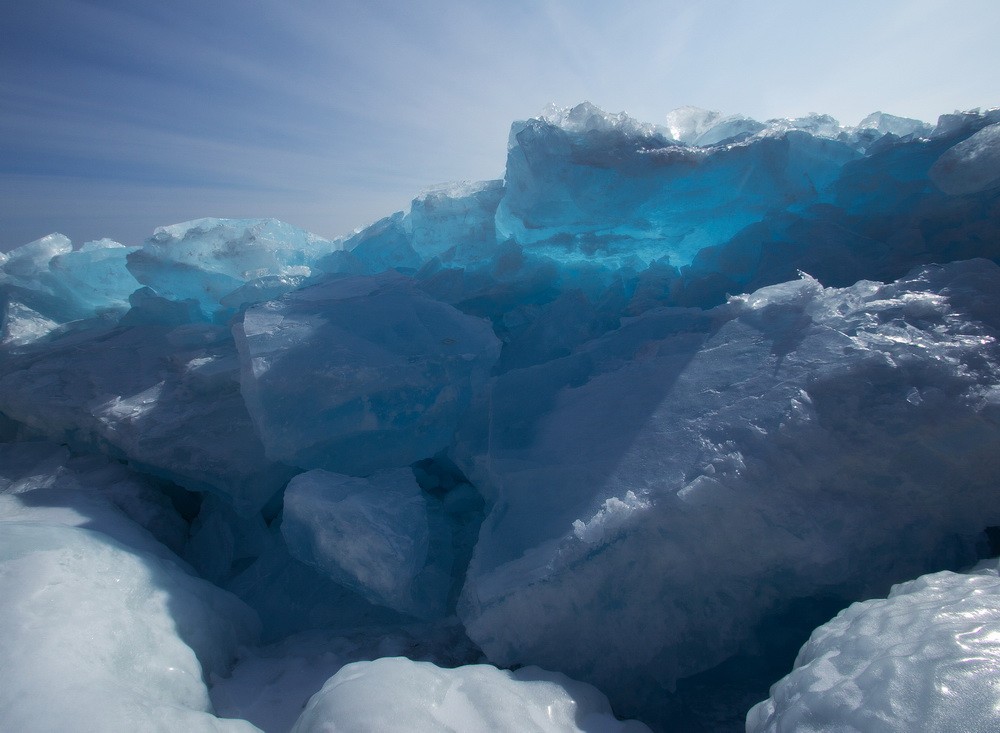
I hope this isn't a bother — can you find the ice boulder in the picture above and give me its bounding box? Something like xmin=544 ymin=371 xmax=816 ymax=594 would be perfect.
xmin=317 ymin=211 xmax=421 ymax=276
xmin=126 ymin=218 xmax=342 ymax=318
xmin=409 ymin=179 xmax=505 ymax=265
xmin=747 ymin=567 xmax=1000 ymax=732
xmin=856 ymin=111 xmax=933 ymax=139
xmin=930 ymin=120 xmax=1000 ymax=195
xmin=210 ymin=621 xmax=482 ymax=732
xmin=458 ymin=259 xmax=1000 ymax=724
xmin=234 ymin=272 xmax=501 ymax=475
xmin=0 ymin=320 xmax=294 ymax=513
xmin=0 ymin=523 xmax=261 ymax=733
xmin=1 ymin=233 xmax=73 ymax=283
xmin=290 ymin=657 xmax=651 ymax=733
xmin=281 ymin=468 xmax=451 ymax=617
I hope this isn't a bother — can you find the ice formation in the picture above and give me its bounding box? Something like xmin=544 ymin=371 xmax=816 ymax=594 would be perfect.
xmin=1 ymin=101 xmax=999 ymax=732
xmin=290 ymin=657 xmax=651 ymax=733
xmin=747 ymin=565 xmax=1000 ymax=732
xmin=0 ymin=443 xmax=260 ymax=732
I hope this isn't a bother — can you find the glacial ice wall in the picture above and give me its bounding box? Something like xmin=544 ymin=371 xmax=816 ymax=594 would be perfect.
xmin=1 ymin=102 xmax=999 ymax=732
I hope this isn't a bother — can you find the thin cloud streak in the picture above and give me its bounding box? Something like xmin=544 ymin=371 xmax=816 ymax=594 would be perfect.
xmin=2 ymin=0 xmax=998 ymax=249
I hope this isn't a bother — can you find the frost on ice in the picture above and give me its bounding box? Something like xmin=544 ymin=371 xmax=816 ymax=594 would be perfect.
xmin=1 ymin=101 xmax=1000 ymax=732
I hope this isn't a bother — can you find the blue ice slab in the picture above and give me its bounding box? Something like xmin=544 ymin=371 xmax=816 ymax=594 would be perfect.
xmin=496 ymin=104 xmax=860 ymax=268
xmin=282 ymin=468 xmax=451 ymax=618
xmin=234 ymin=272 xmax=501 ymax=475
xmin=409 ymin=180 xmax=505 ymax=265
xmin=126 ymin=218 xmax=342 ymax=318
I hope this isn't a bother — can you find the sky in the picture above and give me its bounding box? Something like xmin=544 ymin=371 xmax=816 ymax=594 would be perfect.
xmin=2 ymin=0 xmax=998 ymax=251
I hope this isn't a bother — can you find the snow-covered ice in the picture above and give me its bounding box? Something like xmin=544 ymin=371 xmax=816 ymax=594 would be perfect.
xmin=291 ymin=657 xmax=651 ymax=733
xmin=747 ymin=565 xmax=1000 ymax=732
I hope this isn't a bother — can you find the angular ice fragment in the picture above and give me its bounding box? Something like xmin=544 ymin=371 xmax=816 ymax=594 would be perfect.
xmin=126 ymin=218 xmax=341 ymax=318
xmin=317 ymin=212 xmax=421 ymax=276
xmin=0 ymin=234 xmax=140 ymax=339
xmin=541 ymin=101 xmax=665 ymax=139
xmin=458 ymin=260 xmax=1000 ymax=723
xmin=665 ymin=106 xmax=723 ymax=144
xmin=282 ymin=468 xmax=449 ymax=617
xmin=762 ymin=112 xmax=844 ymax=139
xmin=857 ymin=111 xmax=933 ymax=138
xmin=47 ymin=239 xmax=140 ymax=313
xmin=290 ymin=657 xmax=651 ymax=733
xmin=0 ymin=321 xmax=293 ymax=513
xmin=234 ymin=272 xmax=500 ymax=475
xmin=929 ymin=121 xmax=1000 ymax=195
xmin=747 ymin=569 xmax=1000 ymax=732
xmin=409 ymin=180 xmax=504 ymax=264
xmin=1 ymin=300 xmax=60 ymax=345
xmin=665 ymin=106 xmax=764 ymax=146
xmin=1 ymin=233 xmax=72 ymax=281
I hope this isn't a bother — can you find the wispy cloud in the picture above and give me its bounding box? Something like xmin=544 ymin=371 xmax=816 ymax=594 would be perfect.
xmin=2 ymin=0 xmax=998 ymax=249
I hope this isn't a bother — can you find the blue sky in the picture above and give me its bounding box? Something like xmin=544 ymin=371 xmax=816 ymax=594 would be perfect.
xmin=2 ymin=0 xmax=998 ymax=251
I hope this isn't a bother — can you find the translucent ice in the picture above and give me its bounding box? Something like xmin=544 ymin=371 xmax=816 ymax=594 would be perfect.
xmin=127 ymin=218 xmax=342 ymax=319
xmin=290 ymin=657 xmax=651 ymax=733
xmin=747 ymin=567 xmax=1000 ymax=732
xmin=0 ymin=234 xmax=140 ymax=337
xmin=665 ymin=106 xmax=764 ymax=146
xmin=857 ymin=111 xmax=933 ymax=138
xmin=281 ymin=468 xmax=450 ymax=617
xmin=496 ymin=104 xmax=859 ymax=268
xmin=234 ymin=272 xmax=501 ymax=475
xmin=930 ymin=120 xmax=1000 ymax=195
xmin=409 ymin=180 xmax=505 ymax=265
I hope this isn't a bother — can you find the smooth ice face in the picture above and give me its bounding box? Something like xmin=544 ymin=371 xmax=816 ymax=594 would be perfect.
xmin=234 ymin=273 xmax=501 ymax=475
xmin=458 ymin=260 xmax=1000 ymax=721
xmin=930 ymin=120 xmax=1000 ymax=195
xmin=281 ymin=469 xmax=450 ymax=617
xmin=409 ymin=180 xmax=505 ymax=265
xmin=747 ymin=567 xmax=1000 ymax=733
xmin=0 ymin=446 xmax=261 ymax=733
xmin=290 ymin=657 xmax=652 ymax=733
xmin=317 ymin=211 xmax=421 ymax=276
